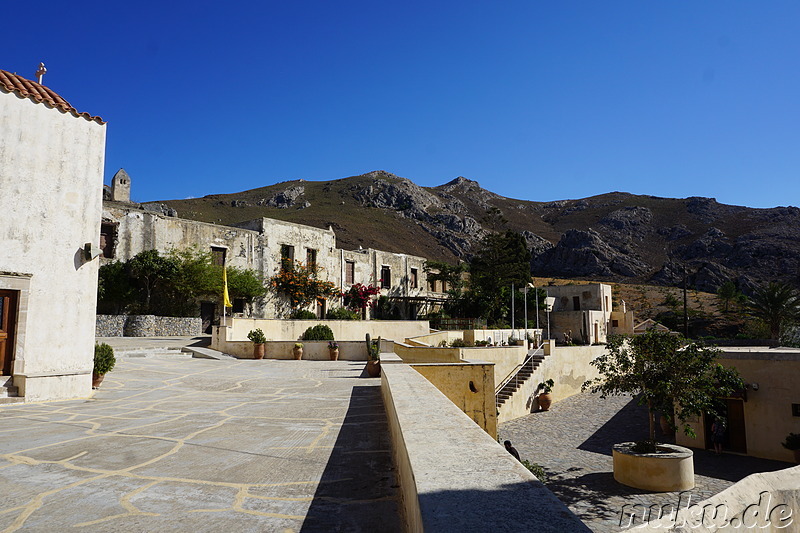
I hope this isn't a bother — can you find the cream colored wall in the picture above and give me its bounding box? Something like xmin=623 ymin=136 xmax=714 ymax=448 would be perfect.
xmin=211 ymin=338 xmax=381 ymax=360
xmin=463 ymin=346 xmax=527 ymax=388
xmin=411 ymin=363 xmax=497 ymax=438
xmin=498 ymin=344 xmax=604 ymax=423
xmin=0 ymin=90 xmax=106 ymax=400
xmin=224 ymin=317 xmax=430 ymax=342
xmin=393 ymin=343 xmax=463 ymax=363
xmin=676 ymin=351 xmax=800 ymax=462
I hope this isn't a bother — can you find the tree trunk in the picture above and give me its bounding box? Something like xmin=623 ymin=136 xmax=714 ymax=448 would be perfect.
xmin=648 ymin=400 xmax=656 ymax=443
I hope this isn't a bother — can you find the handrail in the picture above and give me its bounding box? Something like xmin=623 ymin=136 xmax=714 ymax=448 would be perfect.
xmin=495 ymin=344 xmax=544 ymax=396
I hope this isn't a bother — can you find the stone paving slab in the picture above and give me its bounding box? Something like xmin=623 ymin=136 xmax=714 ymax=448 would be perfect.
xmin=499 ymin=392 xmax=794 ymax=533
xmin=0 ymin=358 xmax=399 ymax=532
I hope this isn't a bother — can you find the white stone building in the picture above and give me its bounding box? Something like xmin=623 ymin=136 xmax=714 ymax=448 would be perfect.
xmin=0 ymin=67 xmax=107 ymax=401
xmin=102 ymin=189 xmax=447 ymax=326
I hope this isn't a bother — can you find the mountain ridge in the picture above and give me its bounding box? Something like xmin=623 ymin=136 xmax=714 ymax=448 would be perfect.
xmin=156 ymin=170 xmax=800 ymax=293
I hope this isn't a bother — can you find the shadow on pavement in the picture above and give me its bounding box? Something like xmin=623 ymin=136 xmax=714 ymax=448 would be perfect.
xmin=578 ymin=396 xmax=649 ymax=456
xmin=300 ymin=385 xmax=400 ymax=533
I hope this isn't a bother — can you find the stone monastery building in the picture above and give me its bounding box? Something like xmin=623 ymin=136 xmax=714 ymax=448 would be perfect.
xmin=102 ymin=174 xmax=448 ymax=328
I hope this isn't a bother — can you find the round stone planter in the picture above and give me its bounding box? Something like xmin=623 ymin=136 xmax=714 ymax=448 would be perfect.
xmin=613 ymin=442 xmax=694 ymax=492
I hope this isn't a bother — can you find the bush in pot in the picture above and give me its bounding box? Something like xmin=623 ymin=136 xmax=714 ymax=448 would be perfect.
xmin=537 ymin=379 xmax=554 ymax=411
xmin=247 ymin=328 xmax=267 ymax=359
xmin=782 ymin=433 xmax=800 ymax=463
xmin=93 ymin=343 xmax=116 ymax=388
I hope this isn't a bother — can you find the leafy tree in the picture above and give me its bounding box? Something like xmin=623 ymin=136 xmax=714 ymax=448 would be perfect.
xmin=583 ymin=331 xmax=744 ymax=448
xmin=97 ymin=261 xmax=135 ymax=314
xmin=746 ymin=282 xmax=800 ymax=340
xmin=423 ymin=260 xmax=468 ymax=294
xmin=469 ymin=230 xmax=531 ymax=325
xmin=127 ymin=250 xmax=179 ymax=313
xmin=716 ymin=280 xmax=742 ymax=313
xmin=226 ymin=267 xmax=268 ymax=302
xmin=269 ymin=260 xmax=338 ymax=314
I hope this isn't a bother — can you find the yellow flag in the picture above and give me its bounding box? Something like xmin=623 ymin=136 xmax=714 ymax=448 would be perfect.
xmin=223 ymin=266 xmax=233 ymax=308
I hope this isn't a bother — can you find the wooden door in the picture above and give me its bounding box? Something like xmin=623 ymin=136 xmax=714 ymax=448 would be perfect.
xmin=0 ymin=290 xmax=18 ymax=375
xmin=703 ymin=399 xmax=747 ymax=453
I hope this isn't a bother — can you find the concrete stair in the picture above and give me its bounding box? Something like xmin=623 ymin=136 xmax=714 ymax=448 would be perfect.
xmin=495 ymin=353 xmax=546 ymax=407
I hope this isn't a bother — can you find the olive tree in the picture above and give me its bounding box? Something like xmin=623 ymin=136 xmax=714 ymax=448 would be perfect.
xmin=583 ymin=330 xmax=744 ymax=449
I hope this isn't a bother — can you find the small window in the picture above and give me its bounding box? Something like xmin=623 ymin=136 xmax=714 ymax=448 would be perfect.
xmin=280 ymin=245 xmax=295 ymax=270
xmin=345 ymin=261 xmax=355 ymax=285
xmin=573 ymin=296 xmax=581 ymax=311
xmin=429 ymin=279 xmax=437 ymax=292
xmin=380 ymin=266 xmax=391 ymax=289
xmin=306 ymin=248 xmax=317 ymax=270
xmin=232 ymin=298 xmax=245 ymax=314
xmin=100 ymin=222 xmax=117 ymax=258
xmin=441 ymin=280 xmax=448 ymax=292
xmin=410 ymin=268 xmax=418 ymax=289
xmin=605 ymin=296 xmax=609 ymax=311
xmin=612 ymin=319 xmax=619 ymax=327
xmin=211 ymin=246 xmax=226 ymax=267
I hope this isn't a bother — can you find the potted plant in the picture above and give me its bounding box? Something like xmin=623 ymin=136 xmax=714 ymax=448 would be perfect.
xmin=537 ymin=379 xmax=554 ymax=411
xmin=365 ymin=333 xmax=381 ymax=377
xmin=247 ymin=329 xmax=266 ymax=359
xmin=781 ymin=432 xmax=800 ymax=463
xmin=328 ymin=341 xmax=339 ymax=361
xmin=93 ymin=343 xmax=116 ymax=389
xmin=293 ymin=342 xmax=304 ymax=360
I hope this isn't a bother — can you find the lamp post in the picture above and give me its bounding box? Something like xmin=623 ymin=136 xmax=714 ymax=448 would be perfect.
xmin=525 ymin=282 xmax=534 ymax=349
xmin=511 ymin=283 xmax=515 ymax=340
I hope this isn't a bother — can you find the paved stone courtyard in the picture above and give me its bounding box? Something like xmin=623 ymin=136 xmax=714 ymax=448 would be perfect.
xmin=499 ymin=392 xmax=794 ymax=533
xmin=0 ymin=358 xmax=399 ymax=532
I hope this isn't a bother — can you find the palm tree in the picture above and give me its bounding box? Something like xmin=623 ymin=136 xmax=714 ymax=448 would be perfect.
xmin=746 ymin=282 xmax=800 ymax=340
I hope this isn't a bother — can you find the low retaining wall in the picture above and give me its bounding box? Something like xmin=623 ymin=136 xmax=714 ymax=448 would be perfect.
xmin=211 ymin=338 xmax=393 ymax=360
xmin=223 ymin=317 xmax=429 ymax=342
xmin=96 ymin=315 xmax=202 ymax=337
xmin=381 ymin=363 xmax=589 ymax=532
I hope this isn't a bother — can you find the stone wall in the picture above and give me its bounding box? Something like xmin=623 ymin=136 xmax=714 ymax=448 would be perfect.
xmin=380 ymin=363 xmax=590 ymax=532
xmin=96 ymin=315 xmax=202 ymax=337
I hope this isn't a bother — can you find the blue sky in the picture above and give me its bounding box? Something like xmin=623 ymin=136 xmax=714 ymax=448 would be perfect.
xmin=5 ymin=1 xmax=799 ymax=207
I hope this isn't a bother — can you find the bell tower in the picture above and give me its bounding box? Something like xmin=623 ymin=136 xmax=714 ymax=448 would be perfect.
xmin=110 ymin=168 xmax=131 ymax=203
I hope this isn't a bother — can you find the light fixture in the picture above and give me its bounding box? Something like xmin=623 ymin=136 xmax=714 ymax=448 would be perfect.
xmin=751 ymin=383 xmax=759 ymax=391
xmin=84 ymin=242 xmax=102 ymax=260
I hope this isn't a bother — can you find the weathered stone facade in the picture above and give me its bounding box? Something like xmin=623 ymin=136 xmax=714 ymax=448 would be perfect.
xmin=101 ymin=191 xmax=447 ymax=323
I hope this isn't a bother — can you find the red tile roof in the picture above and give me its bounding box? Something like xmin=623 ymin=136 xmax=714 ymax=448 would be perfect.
xmin=0 ymin=68 xmax=104 ymax=124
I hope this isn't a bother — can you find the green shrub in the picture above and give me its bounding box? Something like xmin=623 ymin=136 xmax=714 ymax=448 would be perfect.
xmin=326 ymin=307 xmax=360 ymax=320
xmin=94 ymin=343 xmax=116 ymax=375
xmin=521 ymin=460 xmax=548 ymax=482
xmin=782 ymin=433 xmax=800 ymax=451
xmin=290 ymin=309 xmax=317 ymax=319
xmin=247 ymin=329 xmax=266 ymax=344
xmin=302 ymin=324 xmax=334 ymax=341
xmin=450 ymin=339 xmax=473 ymax=347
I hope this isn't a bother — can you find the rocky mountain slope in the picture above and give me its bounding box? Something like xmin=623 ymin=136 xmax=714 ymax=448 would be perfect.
xmin=158 ymin=170 xmax=800 ymax=293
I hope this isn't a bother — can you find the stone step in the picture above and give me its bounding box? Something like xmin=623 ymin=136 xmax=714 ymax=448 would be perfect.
xmin=0 ymin=397 xmax=24 ymax=405
xmin=0 ymin=385 xmax=18 ymax=398
xmin=115 ymin=348 xmax=193 ymax=359
xmin=182 ymin=346 xmax=238 ymax=360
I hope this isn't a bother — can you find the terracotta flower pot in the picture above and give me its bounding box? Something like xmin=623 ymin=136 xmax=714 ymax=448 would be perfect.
xmin=92 ymin=372 xmax=105 ymax=389
xmin=253 ymin=343 xmax=265 ymax=359
xmin=366 ymin=360 xmax=381 ymax=377
xmin=293 ymin=347 xmax=303 ymax=360
xmin=329 ymin=348 xmax=339 ymax=361
xmin=537 ymin=393 xmax=552 ymax=411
